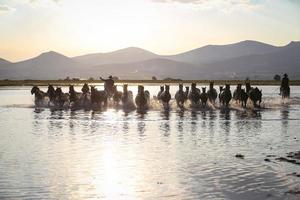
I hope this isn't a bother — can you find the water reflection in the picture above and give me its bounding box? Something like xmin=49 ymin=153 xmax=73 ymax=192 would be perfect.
xmin=219 ymin=109 xmax=231 ymax=135
xmin=159 ymin=111 xmax=170 ymax=137
xmin=191 ymin=111 xmax=198 ymax=135
xmin=137 ymin=121 xmax=146 ymax=137
xmin=281 ymin=106 xmax=289 ymax=132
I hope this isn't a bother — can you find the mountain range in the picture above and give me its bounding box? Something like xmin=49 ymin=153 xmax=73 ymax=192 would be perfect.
xmin=1 ymin=40 xmax=299 ymax=80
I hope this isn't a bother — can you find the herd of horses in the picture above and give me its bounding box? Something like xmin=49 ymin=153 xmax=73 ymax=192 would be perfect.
xmin=31 ymin=82 xmax=267 ymax=111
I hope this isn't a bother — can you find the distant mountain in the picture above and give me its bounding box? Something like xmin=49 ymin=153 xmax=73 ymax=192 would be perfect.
xmin=0 ymin=58 xmax=11 ymax=66
xmin=0 ymin=41 xmax=299 ymax=80
xmin=73 ymin=47 xmax=160 ymax=66
xmin=203 ymin=41 xmax=300 ymax=79
xmin=167 ymin=40 xmax=278 ymax=65
xmin=0 ymin=51 xmax=84 ymax=79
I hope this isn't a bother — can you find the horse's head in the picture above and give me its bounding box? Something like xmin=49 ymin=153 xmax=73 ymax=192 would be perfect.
xmin=160 ymin=85 xmax=164 ymax=92
xmin=47 ymin=85 xmax=54 ymax=92
xmin=225 ymin=84 xmax=230 ymax=90
xmin=138 ymin=85 xmax=144 ymax=94
xmin=55 ymin=87 xmax=62 ymax=96
xmin=185 ymin=86 xmax=189 ymax=92
xmin=165 ymin=85 xmax=170 ymax=91
xmin=179 ymin=84 xmax=183 ymax=91
xmin=69 ymin=85 xmax=75 ymax=93
xmin=82 ymin=83 xmax=89 ymax=93
xmin=31 ymin=86 xmax=39 ymax=95
xmin=191 ymin=83 xmax=196 ymax=89
xmin=90 ymin=86 xmax=95 ymax=92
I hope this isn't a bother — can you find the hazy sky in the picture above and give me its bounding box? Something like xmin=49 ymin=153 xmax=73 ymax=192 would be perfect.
xmin=0 ymin=0 xmax=299 ymax=61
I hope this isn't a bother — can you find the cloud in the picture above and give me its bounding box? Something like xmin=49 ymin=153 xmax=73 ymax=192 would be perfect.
xmin=0 ymin=4 xmax=15 ymax=13
xmin=152 ymin=0 xmax=261 ymax=12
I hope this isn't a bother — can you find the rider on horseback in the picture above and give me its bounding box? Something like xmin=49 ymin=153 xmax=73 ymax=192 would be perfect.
xmin=280 ymin=73 xmax=290 ymax=98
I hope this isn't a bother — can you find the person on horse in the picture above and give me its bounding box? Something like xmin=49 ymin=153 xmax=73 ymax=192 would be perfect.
xmin=100 ymin=75 xmax=115 ymax=97
xmin=280 ymin=73 xmax=290 ymax=98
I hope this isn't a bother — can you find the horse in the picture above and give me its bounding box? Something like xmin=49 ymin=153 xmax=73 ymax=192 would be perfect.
xmin=240 ymin=89 xmax=248 ymax=107
xmin=188 ymin=83 xmax=201 ymax=106
xmin=185 ymin=86 xmax=189 ymax=101
xmin=69 ymin=85 xmax=91 ymax=110
xmin=54 ymin=87 xmax=69 ymax=108
xmin=219 ymin=84 xmax=232 ymax=107
xmin=90 ymin=86 xmax=108 ymax=110
xmin=249 ymin=87 xmax=262 ymax=108
xmin=199 ymin=87 xmax=208 ymax=107
xmin=81 ymin=83 xmax=90 ymax=94
xmin=157 ymin=86 xmax=164 ymax=100
xmin=160 ymin=85 xmax=171 ymax=109
xmin=135 ymin=85 xmax=150 ymax=111
xmin=69 ymin=85 xmax=81 ymax=103
xmin=233 ymin=84 xmax=244 ymax=105
xmin=175 ymin=84 xmax=186 ymax=108
xmin=207 ymin=82 xmax=217 ymax=104
xmin=112 ymin=85 xmax=122 ymax=106
xmin=47 ymin=85 xmax=56 ymax=103
xmin=280 ymin=85 xmax=290 ymax=99
xmin=121 ymin=84 xmax=135 ymax=110
xmin=31 ymin=86 xmax=47 ymax=106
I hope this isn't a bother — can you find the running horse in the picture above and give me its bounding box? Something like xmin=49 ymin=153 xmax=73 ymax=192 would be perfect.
xmin=31 ymin=86 xmax=47 ymax=106
xmin=280 ymin=74 xmax=290 ymax=99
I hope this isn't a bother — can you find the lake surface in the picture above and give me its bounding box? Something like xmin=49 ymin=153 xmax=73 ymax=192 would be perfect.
xmin=0 ymin=85 xmax=300 ymax=200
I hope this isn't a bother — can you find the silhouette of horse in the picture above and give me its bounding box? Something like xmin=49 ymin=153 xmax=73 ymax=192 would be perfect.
xmin=160 ymin=85 xmax=171 ymax=109
xmin=47 ymin=85 xmax=56 ymax=103
xmin=185 ymin=86 xmax=189 ymax=101
xmin=81 ymin=83 xmax=90 ymax=94
xmin=240 ymin=89 xmax=248 ymax=107
xmin=112 ymin=85 xmax=122 ymax=106
xmin=31 ymin=86 xmax=47 ymax=106
xmin=188 ymin=83 xmax=201 ymax=106
xmin=55 ymin=87 xmax=69 ymax=108
xmin=207 ymin=82 xmax=217 ymax=104
xmin=69 ymin=85 xmax=91 ymax=110
xmin=175 ymin=84 xmax=186 ymax=108
xmin=121 ymin=84 xmax=135 ymax=110
xmin=280 ymin=85 xmax=290 ymax=99
xmin=219 ymin=84 xmax=232 ymax=107
xmin=233 ymin=84 xmax=241 ymax=101
xmin=135 ymin=85 xmax=150 ymax=111
xmin=199 ymin=87 xmax=208 ymax=106
xmin=249 ymin=87 xmax=262 ymax=108
xmin=91 ymin=86 xmax=108 ymax=109
xmin=69 ymin=85 xmax=81 ymax=103
xmin=157 ymin=86 xmax=164 ymax=100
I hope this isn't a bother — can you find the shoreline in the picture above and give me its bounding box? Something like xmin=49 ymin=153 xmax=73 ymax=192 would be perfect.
xmin=1 ymin=79 xmax=300 ymax=86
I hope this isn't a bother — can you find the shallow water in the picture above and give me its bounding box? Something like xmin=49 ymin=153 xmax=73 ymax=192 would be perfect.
xmin=0 ymin=85 xmax=300 ymax=199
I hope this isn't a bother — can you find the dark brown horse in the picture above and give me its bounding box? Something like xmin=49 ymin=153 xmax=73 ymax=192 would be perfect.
xmin=91 ymin=86 xmax=108 ymax=109
xmin=207 ymin=82 xmax=218 ymax=104
xmin=188 ymin=83 xmax=201 ymax=106
xmin=160 ymin=85 xmax=171 ymax=109
xmin=199 ymin=87 xmax=208 ymax=106
xmin=175 ymin=84 xmax=186 ymax=108
xmin=31 ymin=86 xmax=47 ymax=106
xmin=135 ymin=85 xmax=150 ymax=111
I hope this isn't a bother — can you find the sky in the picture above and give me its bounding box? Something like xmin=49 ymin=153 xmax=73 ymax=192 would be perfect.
xmin=0 ymin=0 xmax=300 ymax=62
